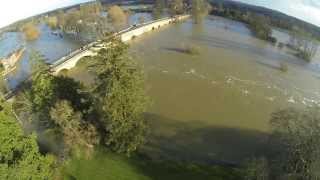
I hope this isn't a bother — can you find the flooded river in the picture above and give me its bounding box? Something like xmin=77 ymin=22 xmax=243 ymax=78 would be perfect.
xmin=127 ymin=16 xmax=320 ymax=164
xmin=2 ymin=13 xmax=320 ymax=164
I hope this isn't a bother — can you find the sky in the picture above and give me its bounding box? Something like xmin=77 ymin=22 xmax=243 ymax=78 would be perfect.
xmin=234 ymin=0 xmax=320 ymax=27
xmin=0 ymin=0 xmax=320 ymax=28
xmin=0 ymin=0 xmax=92 ymax=28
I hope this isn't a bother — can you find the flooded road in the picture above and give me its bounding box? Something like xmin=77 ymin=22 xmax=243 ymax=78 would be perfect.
xmin=128 ymin=16 xmax=320 ymax=163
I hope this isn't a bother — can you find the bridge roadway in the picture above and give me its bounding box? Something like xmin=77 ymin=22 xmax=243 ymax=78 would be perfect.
xmin=4 ymin=15 xmax=190 ymax=99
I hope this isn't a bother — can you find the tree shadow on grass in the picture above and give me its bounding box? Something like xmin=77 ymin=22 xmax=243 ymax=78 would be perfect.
xmin=141 ymin=113 xmax=272 ymax=166
xmin=131 ymin=154 xmax=242 ymax=180
xmin=63 ymin=147 xmax=243 ymax=180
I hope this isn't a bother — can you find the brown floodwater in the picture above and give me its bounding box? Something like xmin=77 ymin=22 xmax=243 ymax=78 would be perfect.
xmin=69 ymin=16 xmax=320 ymax=164
xmin=127 ymin=16 xmax=320 ymax=164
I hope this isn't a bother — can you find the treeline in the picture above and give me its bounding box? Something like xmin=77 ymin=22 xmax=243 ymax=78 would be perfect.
xmin=211 ymin=1 xmax=318 ymax=62
xmin=9 ymin=1 xmax=131 ymax=42
xmin=6 ymin=2 xmax=106 ymax=42
xmin=288 ymin=27 xmax=318 ymax=62
xmin=152 ymin=0 xmax=211 ymax=23
xmin=210 ymin=0 xmax=320 ymax=41
xmin=212 ymin=3 xmax=274 ymax=42
xmin=47 ymin=1 xmax=108 ymax=42
xmin=47 ymin=2 xmax=132 ymax=41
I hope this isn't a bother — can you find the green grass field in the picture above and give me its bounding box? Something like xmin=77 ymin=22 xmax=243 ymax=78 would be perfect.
xmin=62 ymin=149 xmax=242 ymax=180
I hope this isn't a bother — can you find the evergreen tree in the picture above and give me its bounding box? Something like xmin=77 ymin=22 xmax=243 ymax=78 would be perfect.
xmin=89 ymin=38 xmax=149 ymax=155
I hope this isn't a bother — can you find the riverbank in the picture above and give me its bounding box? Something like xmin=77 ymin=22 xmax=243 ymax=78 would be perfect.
xmin=62 ymin=149 xmax=241 ymax=180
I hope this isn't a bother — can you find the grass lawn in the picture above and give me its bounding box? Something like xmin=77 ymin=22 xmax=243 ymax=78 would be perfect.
xmin=62 ymin=149 xmax=242 ymax=180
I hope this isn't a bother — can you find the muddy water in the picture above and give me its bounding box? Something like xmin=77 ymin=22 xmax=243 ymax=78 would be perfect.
xmin=4 ymin=13 xmax=319 ymax=164
xmin=128 ymin=16 xmax=320 ymax=163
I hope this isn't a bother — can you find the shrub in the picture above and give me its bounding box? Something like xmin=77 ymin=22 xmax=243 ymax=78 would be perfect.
xmin=108 ymin=5 xmax=127 ymax=25
xmin=22 ymin=23 xmax=40 ymax=41
xmin=268 ymin=36 xmax=277 ymax=45
xmin=185 ymin=45 xmax=200 ymax=55
xmin=138 ymin=16 xmax=145 ymax=24
xmin=0 ymin=63 xmax=4 ymax=73
xmin=288 ymin=28 xmax=317 ymax=62
xmin=47 ymin=16 xmax=58 ymax=30
xmin=248 ymin=15 xmax=272 ymax=41
xmin=0 ymin=77 xmax=7 ymax=95
xmin=75 ymin=57 xmax=90 ymax=67
xmin=243 ymin=157 xmax=269 ymax=180
xmin=270 ymin=108 xmax=320 ymax=179
xmin=279 ymin=62 xmax=288 ymax=72
xmin=0 ymin=102 xmax=56 ymax=179
xmin=278 ymin=42 xmax=284 ymax=49
xmin=296 ymin=50 xmax=313 ymax=62
xmin=59 ymin=68 xmax=69 ymax=76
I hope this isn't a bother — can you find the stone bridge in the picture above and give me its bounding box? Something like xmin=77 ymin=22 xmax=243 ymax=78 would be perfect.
xmin=51 ymin=15 xmax=190 ymax=74
xmin=4 ymin=15 xmax=190 ymax=99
